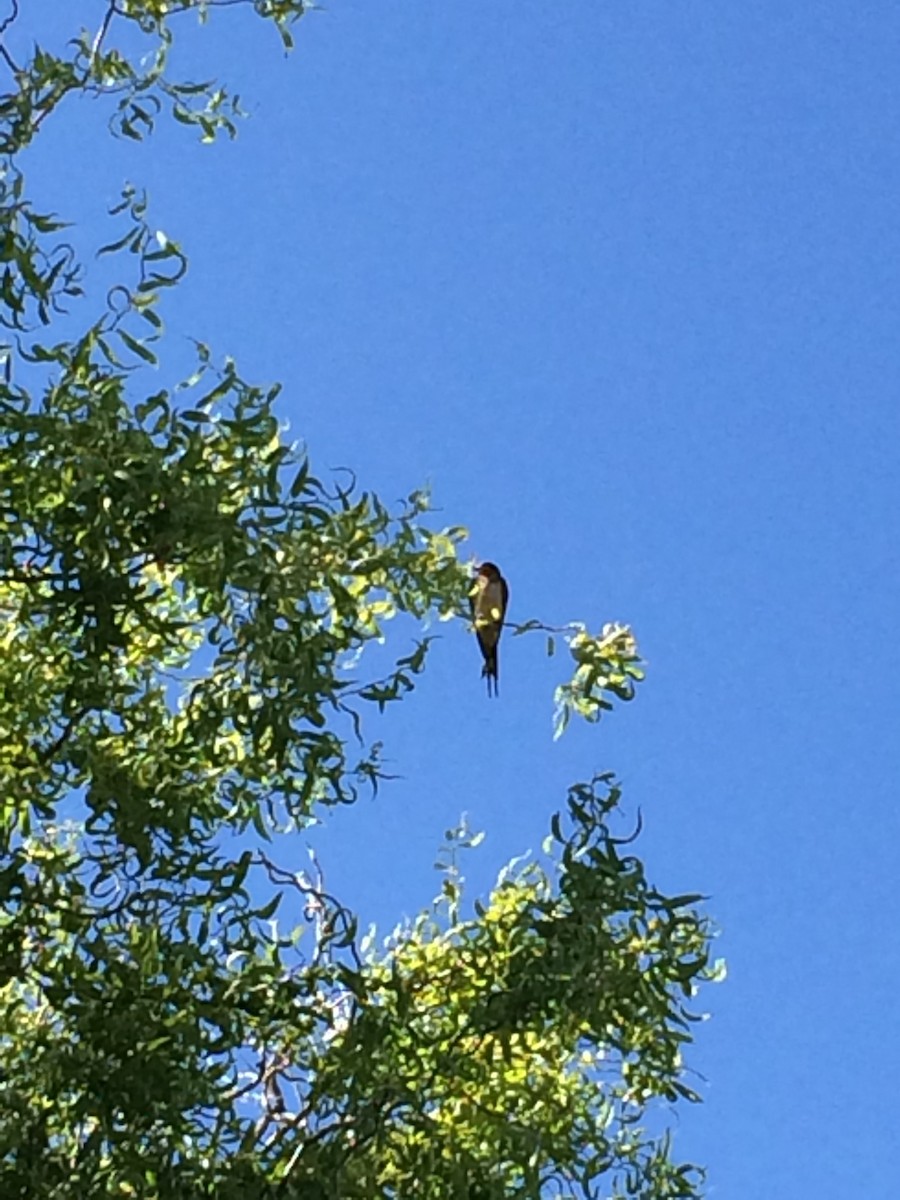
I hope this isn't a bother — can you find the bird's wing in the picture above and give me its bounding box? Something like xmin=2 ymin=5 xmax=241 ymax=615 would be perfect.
xmin=471 ymin=578 xmax=498 ymax=649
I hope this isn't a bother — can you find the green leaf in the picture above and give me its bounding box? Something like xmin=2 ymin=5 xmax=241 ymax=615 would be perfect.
xmin=256 ymin=893 xmax=282 ymax=921
xmin=118 ymin=328 xmax=158 ymax=364
xmin=289 ymin=459 xmax=309 ymax=497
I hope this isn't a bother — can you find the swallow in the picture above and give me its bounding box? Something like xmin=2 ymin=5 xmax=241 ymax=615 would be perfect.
xmin=470 ymin=561 xmax=509 ymax=697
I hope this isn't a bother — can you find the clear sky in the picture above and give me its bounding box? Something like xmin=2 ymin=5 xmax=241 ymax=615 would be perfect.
xmin=20 ymin=2 xmax=900 ymax=1195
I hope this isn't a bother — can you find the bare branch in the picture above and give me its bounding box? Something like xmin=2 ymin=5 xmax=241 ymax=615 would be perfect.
xmin=256 ymin=849 xmax=362 ymax=969
xmin=90 ymin=3 xmax=119 ymax=67
xmin=0 ymin=0 xmax=19 ymax=74
xmin=0 ymin=0 xmax=18 ymax=40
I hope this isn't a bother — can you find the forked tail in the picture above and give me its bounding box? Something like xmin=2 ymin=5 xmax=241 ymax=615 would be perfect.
xmin=482 ymin=648 xmax=499 ymax=697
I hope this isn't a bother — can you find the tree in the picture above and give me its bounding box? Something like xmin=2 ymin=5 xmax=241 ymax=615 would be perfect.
xmin=0 ymin=5 xmax=722 ymax=1197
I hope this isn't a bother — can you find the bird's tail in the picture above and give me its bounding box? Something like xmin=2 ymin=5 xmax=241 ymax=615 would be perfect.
xmin=482 ymin=649 xmax=499 ymax=697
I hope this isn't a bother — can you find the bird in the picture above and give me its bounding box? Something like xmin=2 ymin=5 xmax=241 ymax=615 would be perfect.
xmin=470 ymin=561 xmax=509 ymax=697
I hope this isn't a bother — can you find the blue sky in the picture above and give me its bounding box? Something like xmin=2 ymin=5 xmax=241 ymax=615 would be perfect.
xmin=20 ymin=2 xmax=900 ymax=1195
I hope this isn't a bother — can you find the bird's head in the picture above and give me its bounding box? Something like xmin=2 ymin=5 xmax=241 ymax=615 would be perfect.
xmin=477 ymin=562 xmax=501 ymax=580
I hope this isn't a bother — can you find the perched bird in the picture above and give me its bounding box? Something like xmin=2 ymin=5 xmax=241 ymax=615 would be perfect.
xmin=470 ymin=561 xmax=509 ymax=697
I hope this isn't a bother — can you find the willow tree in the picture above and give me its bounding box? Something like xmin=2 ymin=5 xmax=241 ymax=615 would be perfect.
xmin=0 ymin=5 xmax=721 ymax=1197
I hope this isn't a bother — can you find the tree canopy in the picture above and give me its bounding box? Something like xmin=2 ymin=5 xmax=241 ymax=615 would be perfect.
xmin=0 ymin=5 xmax=722 ymax=1197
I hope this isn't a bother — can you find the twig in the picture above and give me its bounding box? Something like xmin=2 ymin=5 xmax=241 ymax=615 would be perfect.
xmin=0 ymin=0 xmax=18 ymax=39
xmin=0 ymin=0 xmax=19 ymax=75
xmin=35 ymin=707 xmax=89 ymax=765
xmin=256 ymin=849 xmax=362 ymax=969
xmin=90 ymin=2 xmax=119 ymax=67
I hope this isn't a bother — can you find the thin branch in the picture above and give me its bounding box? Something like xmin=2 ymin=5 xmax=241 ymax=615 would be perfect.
xmin=90 ymin=2 xmax=119 ymax=67
xmin=0 ymin=40 xmax=17 ymax=75
xmin=0 ymin=0 xmax=19 ymax=75
xmin=35 ymin=706 xmax=89 ymax=765
xmin=256 ymin=849 xmax=362 ymax=969
xmin=0 ymin=0 xmax=18 ymax=40
xmin=508 ymin=617 xmax=634 ymax=645
xmin=222 ymin=1053 xmax=266 ymax=1105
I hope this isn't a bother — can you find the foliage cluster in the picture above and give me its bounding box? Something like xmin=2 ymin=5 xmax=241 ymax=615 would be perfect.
xmin=0 ymin=4 xmax=720 ymax=1197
